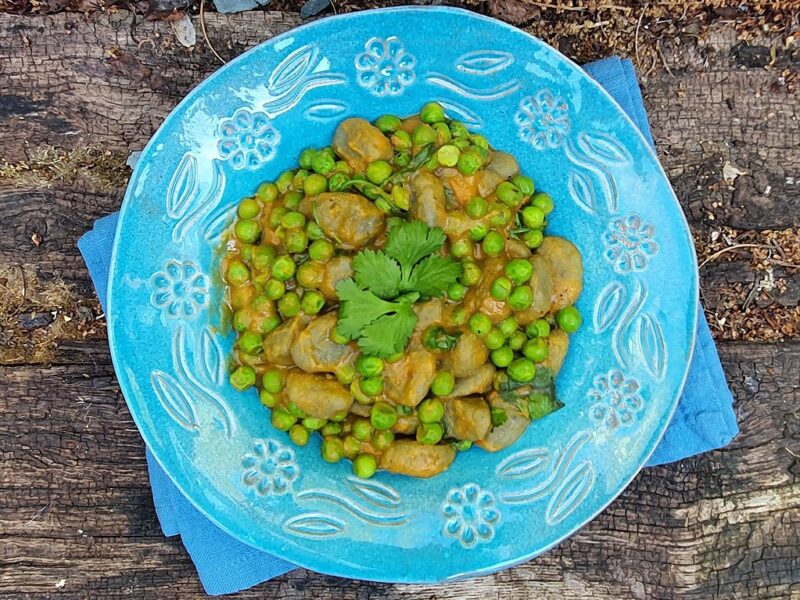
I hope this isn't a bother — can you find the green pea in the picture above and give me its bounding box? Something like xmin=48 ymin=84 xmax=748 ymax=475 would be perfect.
xmin=286 ymin=228 xmax=308 ymax=253
xmin=299 ymin=417 xmax=324 ymax=432
xmin=372 ymin=429 xmax=394 ymax=451
xmin=469 ymin=312 xmax=492 ymax=336
xmin=238 ymin=198 xmax=260 ymax=219
xmin=557 ymin=306 xmax=583 ymax=333
xmin=466 ymin=196 xmax=489 ymax=218
xmin=457 ymin=151 xmax=482 ymax=176
xmin=343 ymin=435 xmax=362 ymax=459
xmin=239 ymin=331 xmax=262 ymax=355
xmin=484 ymin=328 xmax=506 ymax=351
xmin=420 ymin=101 xmax=446 ymax=124
xmin=239 ymin=244 xmax=255 ymax=263
xmin=425 ymin=154 xmax=439 ymax=170
xmin=307 ymin=239 xmax=333 ymax=263
xmin=418 ymin=398 xmax=445 ymax=423
xmin=450 ymin=306 xmax=469 ymax=326
xmin=482 ymin=231 xmax=506 ymax=256
xmin=361 ymin=376 xmax=384 ymax=397
xmin=226 ymin=260 xmax=250 ymax=286
xmin=286 ymin=401 xmax=306 ymax=419
xmin=269 ymin=206 xmax=287 ymax=229
xmin=470 ymin=223 xmax=489 ymax=241
xmin=276 ymin=170 xmax=295 ymax=193
xmin=331 ymin=326 xmax=349 ymax=345
xmin=523 ymin=337 xmax=549 ymax=362
xmin=412 ymin=123 xmax=438 ymax=147
xmin=433 ymin=122 xmax=452 ymax=144
xmin=450 ymin=238 xmax=473 ymax=258
xmin=301 ymin=290 xmax=325 ymax=315
xmin=357 ymin=355 xmax=384 ymax=377
xmin=256 ymin=182 xmax=278 ymax=203
xmin=469 ymin=144 xmax=489 ymax=161
xmin=328 ymin=172 xmax=349 ymax=193
xmin=232 ymin=309 xmax=251 ymax=332
xmin=370 ymin=402 xmax=397 ymax=430
xmin=460 ymin=261 xmax=482 ymax=286
xmin=264 ymin=279 xmax=285 ymax=300
xmin=259 ymin=389 xmax=278 ymax=407
xmin=230 ymin=365 xmax=256 ymax=391
xmin=278 ymin=292 xmax=300 ymax=318
xmin=499 ymin=316 xmax=519 ymax=337
xmin=394 ymin=152 xmax=411 ymax=169
xmin=490 ymin=346 xmax=514 ymax=368
xmin=496 ymin=181 xmax=523 ymax=207
xmin=281 ymin=211 xmax=306 ymax=230
xmin=511 ymin=175 xmax=535 ymax=196
xmin=449 ymin=121 xmax=469 ymax=139
xmin=251 ymin=293 xmax=272 ymax=313
xmin=353 ymin=453 xmax=378 ymax=479
xmin=431 ymin=372 xmax=455 ymax=397
xmin=508 ymin=330 xmax=527 ymax=350
xmin=489 ymin=205 xmax=512 ymax=227
xmin=453 ymin=439 xmax=472 ymax=451
xmin=527 ymin=318 xmax=551 ymax=338
xmin=298 ymin=148 xmax=316 ymax=170
xmin=386 ymin=352 xmax=404 ymax=364
xmin=523 ymin=229 xmax=544 ymax=248
xmin=297 ymin=261 xmax=324 ymax=289
xmin=259 ymin=315 xmax=281 ymax=334
xmin=292 ymin=170 xmax=309 ymax=190
xmin=352 ymin=418 xmax=374 ymax=441
xmin=271 ymin=409 xmax=297 ymax=431
xmin=416 ymin=422 xmax=443 ymax=445
xmin=303 ymin=173 xmax=328 ymax=196
xmin=508 ymin=358 xmax=536 ymax=382
xmin=532 ymin=192 xmax=554 ymax=215
xmin=391 ymin=186 xmax=410 ymax=210
xmin=261 ymin=369 xmax=283 ymax=394
xmin=366 ymin=160 xmax=393 ymax=185
xmin=289 ymin=424 xmax=310 ymax=446
xmin=509 ymin=286 xmax=533 ymax=311
xmin=306 ymin=221 xmax=325 ymax=240
xmin=391 ymin=130 xmax=412 ymax=151
xmin=311 ymin=149 xmax=335 ymax=175
xmin=321 ymin=436 xmax=345 ymax=463
xmin=447 ymin=282 xmax=466 ymax=302
xmin=235 ymin=219 xmax=261 ymax=244
xmin=490 ymin=276 xmax=512 ymax=300
xmin=453 ymin=138 xmax=470 ymax=151
xmin=505 ymin=259 xmax=534 ymax=284
xmin=375 ymin=114 xmax=402 ymax=133
xmin=251 ymin=246 xmax=276 ymax=272
xmin=320 ymin=422 xmax=342 ymax=437
xmin=284 ymin=190 xmax=304 ymax=210
xmin=437 ymin=144 xmax=460 ymax=167
xmin=522 ymin=205 xmax=545 ymax=229
xmin=271 ymin=255 xmax=296 ymax=281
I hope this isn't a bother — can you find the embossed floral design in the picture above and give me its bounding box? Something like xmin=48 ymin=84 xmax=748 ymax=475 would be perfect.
xmin=514 ymin=90 xmax=570 ymax=149
xmin=150 ymin=260 xmax=209 ymax=320
xmin=588 ymin=370 xmax=644 ymax=430
xmin=441 ymin=483 xmax=501 ymax=549
xmin=242 ymin=439 xmax=299 ymax=496
xmin=354 ymin=37 xmax=416 ymax=97
xmin=602 ymin=213 xmax=659 ymax=273
xmin=217 ymin=108 xmax=280 ymax=170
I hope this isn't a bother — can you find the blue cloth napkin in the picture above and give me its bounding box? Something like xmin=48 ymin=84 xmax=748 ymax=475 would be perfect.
xmin=77 ymin=56 xmax=737 ymax=596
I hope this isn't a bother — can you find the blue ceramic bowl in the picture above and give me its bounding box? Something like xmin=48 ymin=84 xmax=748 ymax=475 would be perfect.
xmin=108 ymin=7 xmax=697 ymax=582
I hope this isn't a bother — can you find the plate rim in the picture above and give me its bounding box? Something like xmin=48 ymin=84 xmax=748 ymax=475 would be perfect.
xmin=107 ymin=5 xmax=699 ymax=582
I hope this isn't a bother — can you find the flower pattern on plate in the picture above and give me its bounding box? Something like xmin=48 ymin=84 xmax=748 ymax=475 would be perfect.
xmin=514 ymin=90 xmax=570 ymax=149
xmin=150 ymin=260 xmax=209 ymax=320
xmin=355 ymin=36 xmax=416 ymax=97
xmin=588 ymin=369 xmax=644 ymax=430
xmin=442 ymin=483 xmax=501 ymax=549
xmin=242 ymin=439 xmax=299 ymax=496
xmin=602 ymin=213 xmax=659 ymax=273
xmin=217 ymin=108 xmax=280 ymax=170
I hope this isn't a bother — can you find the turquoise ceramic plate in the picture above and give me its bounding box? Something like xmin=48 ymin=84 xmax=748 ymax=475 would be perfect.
xmin=108 ymin=7 xmax=697 ymax=582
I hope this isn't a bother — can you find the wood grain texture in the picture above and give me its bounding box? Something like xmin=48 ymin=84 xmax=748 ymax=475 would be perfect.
xmin=1 ymin=9 xmax=799 ymax=600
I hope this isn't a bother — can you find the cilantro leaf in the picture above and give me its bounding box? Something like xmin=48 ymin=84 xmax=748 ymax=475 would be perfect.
xmin=384 ymin=220 xmax=446 ymax=272
xmin=357 ymin=303 xmax=418 ymax=358
xmin=334 ymin=279 xmax=399 ymax=339
xmin=491 ymin=407 xmax=508 ymax=427
xmin=405 ymin=254 xmax=462 ymax=297
xmin=353 ymin=250 xmax=401 ymax=299
xmin=388 ymin=144 xmax=436 ymax=185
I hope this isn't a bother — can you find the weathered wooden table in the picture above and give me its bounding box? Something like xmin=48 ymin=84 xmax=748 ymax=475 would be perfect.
xmin=1 ymin=6 xmax=798 ymax=599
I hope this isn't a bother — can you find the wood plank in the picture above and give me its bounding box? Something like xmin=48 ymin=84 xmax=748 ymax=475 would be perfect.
xmin=0 ymin=340 xmax=797 ymax=599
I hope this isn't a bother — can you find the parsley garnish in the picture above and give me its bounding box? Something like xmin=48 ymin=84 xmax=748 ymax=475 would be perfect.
xmin=335 ymin=221 xmax=462 ymax=357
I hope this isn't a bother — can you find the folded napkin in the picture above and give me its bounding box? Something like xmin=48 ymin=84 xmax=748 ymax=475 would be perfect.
xmin=78 ymin=56 xmax=738 ymax=596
